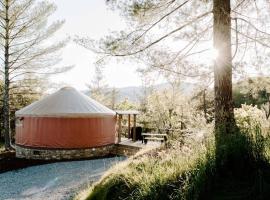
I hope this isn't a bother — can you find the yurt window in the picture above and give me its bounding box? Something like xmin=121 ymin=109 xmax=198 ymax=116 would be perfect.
xmin=16 ymin=117 xmax=24 ymax=127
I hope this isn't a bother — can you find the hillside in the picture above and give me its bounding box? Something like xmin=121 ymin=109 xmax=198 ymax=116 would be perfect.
xmin=84 ymin=82 xmax=196 ymax=103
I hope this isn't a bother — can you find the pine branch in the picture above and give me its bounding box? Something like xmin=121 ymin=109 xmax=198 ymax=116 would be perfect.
xmin=131 ymin=0 xmax=190 ymax=45
xmin=104 ymin=11 xmax=212 ymax=57
xmin=235 ymin=17 xmax=270 ymax=37
xmin=233 ymin=29 xmax=270 ymax=48
xmin=9 ymin=66 xmax=73 ymax=81
xmin=8 ymin=0 xmax=34 ymax=29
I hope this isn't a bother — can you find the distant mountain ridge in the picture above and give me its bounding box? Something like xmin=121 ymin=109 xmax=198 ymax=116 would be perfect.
xmin=83 ymin=82 xmax=195 ymax=103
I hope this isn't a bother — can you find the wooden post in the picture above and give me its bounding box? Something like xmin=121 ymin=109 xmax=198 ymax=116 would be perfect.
xmin=132 ymin=114 xmax=136 ymax=142
xmin=118 ymin=114 xmax=122 ymax=143
xmin=128 ymin=114 xmax=131 ymax=139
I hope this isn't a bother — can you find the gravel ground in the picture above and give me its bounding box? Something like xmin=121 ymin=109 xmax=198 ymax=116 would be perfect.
xmin=0 ymin=156 xmax=125 ymax=200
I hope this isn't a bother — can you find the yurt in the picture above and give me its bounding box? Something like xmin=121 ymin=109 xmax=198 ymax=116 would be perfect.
xmin=15 ymin=87 xmax=117 ymax=160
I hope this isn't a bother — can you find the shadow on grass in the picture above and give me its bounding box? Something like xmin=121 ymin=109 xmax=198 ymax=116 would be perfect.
xmin=201 ymin=127 xmax=270 ymax=200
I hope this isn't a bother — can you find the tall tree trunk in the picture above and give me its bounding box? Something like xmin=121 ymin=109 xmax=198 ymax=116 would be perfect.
xmin=213 ymin=0 xmax=242 ymax=174
xmin=213 ymin=0 xmax=234 ymax=135
xmin=3 ymin=0 xmax=11 ymax=150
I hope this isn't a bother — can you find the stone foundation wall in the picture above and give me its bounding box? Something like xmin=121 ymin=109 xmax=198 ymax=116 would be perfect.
xmin=111 ymin=144 xmax=141 ymax=156
xmin=15 ymin=144 xmax=115 ymax=160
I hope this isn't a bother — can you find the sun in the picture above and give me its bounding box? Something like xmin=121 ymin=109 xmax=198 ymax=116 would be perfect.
xmin=195 ymin=46 xmax=219 ymax=66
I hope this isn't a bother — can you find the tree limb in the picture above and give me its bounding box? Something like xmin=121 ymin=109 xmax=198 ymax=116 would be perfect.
xmin=131 ymin=0 xmax=190 ymax=45
xmin=105 ymin=11 xmax=212 ymax=57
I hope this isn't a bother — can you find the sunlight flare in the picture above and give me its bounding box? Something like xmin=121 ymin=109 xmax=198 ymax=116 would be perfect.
xmin=209 ymin=48 xmax=219 ymax=61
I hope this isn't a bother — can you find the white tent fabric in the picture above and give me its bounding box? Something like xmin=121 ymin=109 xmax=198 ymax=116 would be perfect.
xmin=16 ymin=87 xmax=116 ymax=117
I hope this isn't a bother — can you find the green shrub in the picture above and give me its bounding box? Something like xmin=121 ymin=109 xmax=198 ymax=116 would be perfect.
xmin=235 ymin=104 xmax=270 ymax=163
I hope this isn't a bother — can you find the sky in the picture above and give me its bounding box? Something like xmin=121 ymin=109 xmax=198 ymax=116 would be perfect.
xmin=48 ymin=0 xmax=145 ymax=91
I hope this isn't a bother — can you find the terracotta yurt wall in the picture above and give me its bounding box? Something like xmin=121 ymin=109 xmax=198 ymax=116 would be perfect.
xmin=14 ymin=87 xmax=117 ymax=160
xmin=15 ymin=116 xmax=116 ymax=148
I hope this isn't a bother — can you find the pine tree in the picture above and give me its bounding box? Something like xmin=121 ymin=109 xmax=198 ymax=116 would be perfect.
xmin=0 ymin=0 xmax=69 ymax=149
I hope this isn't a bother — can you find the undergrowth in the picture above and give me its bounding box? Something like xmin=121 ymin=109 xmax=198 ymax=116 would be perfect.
xmin=76 ymin=136 xmax=216 ymax=200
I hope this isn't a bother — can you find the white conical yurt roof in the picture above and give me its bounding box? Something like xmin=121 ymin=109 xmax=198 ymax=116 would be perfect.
xmin=16 ymin=87 xmax=116 ymax=117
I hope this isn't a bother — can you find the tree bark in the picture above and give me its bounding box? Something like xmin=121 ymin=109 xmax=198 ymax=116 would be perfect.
xmin=3 ymin=0 xmax=11 ymax=150
xmin=213 ymin=0 xmax=234 ymax=135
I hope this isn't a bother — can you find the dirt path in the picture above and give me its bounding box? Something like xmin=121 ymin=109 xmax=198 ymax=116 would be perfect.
xmin=0 ymin=157 xmax=124 ymax=200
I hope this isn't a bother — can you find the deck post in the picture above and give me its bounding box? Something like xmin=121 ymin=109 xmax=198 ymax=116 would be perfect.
xmin=118 ymin=114 xmax=122 ymax=143
xmin=128 ymin=114 xmax=131 ymax=138
xmin=132 ymin=114 xmax=136 ymax=142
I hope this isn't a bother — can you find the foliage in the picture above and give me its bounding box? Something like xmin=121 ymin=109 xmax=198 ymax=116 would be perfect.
xmin=233 ymin=89 xmax=255 ymax=107
xmin=0 ymin=79 xmax=41 ymax=140
xmin=234 ymin=104 xmax=270 ymax=162
xmin=139 ymin=87 xmax=210 ymax=135
xmin=192 ymin=88 xmax=214 ymax=122
xmin=233 ymin=78 xmax=270 ymax=108
xmin=233 ymin=77 xmax=270 ymax=120
xmin=115 ymin=98 xmax=137 ymax=110
xmin=235 ymin=104 xmax=269 ymax=136
xmin=141 ymin=89 xmax=184 ymax=130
